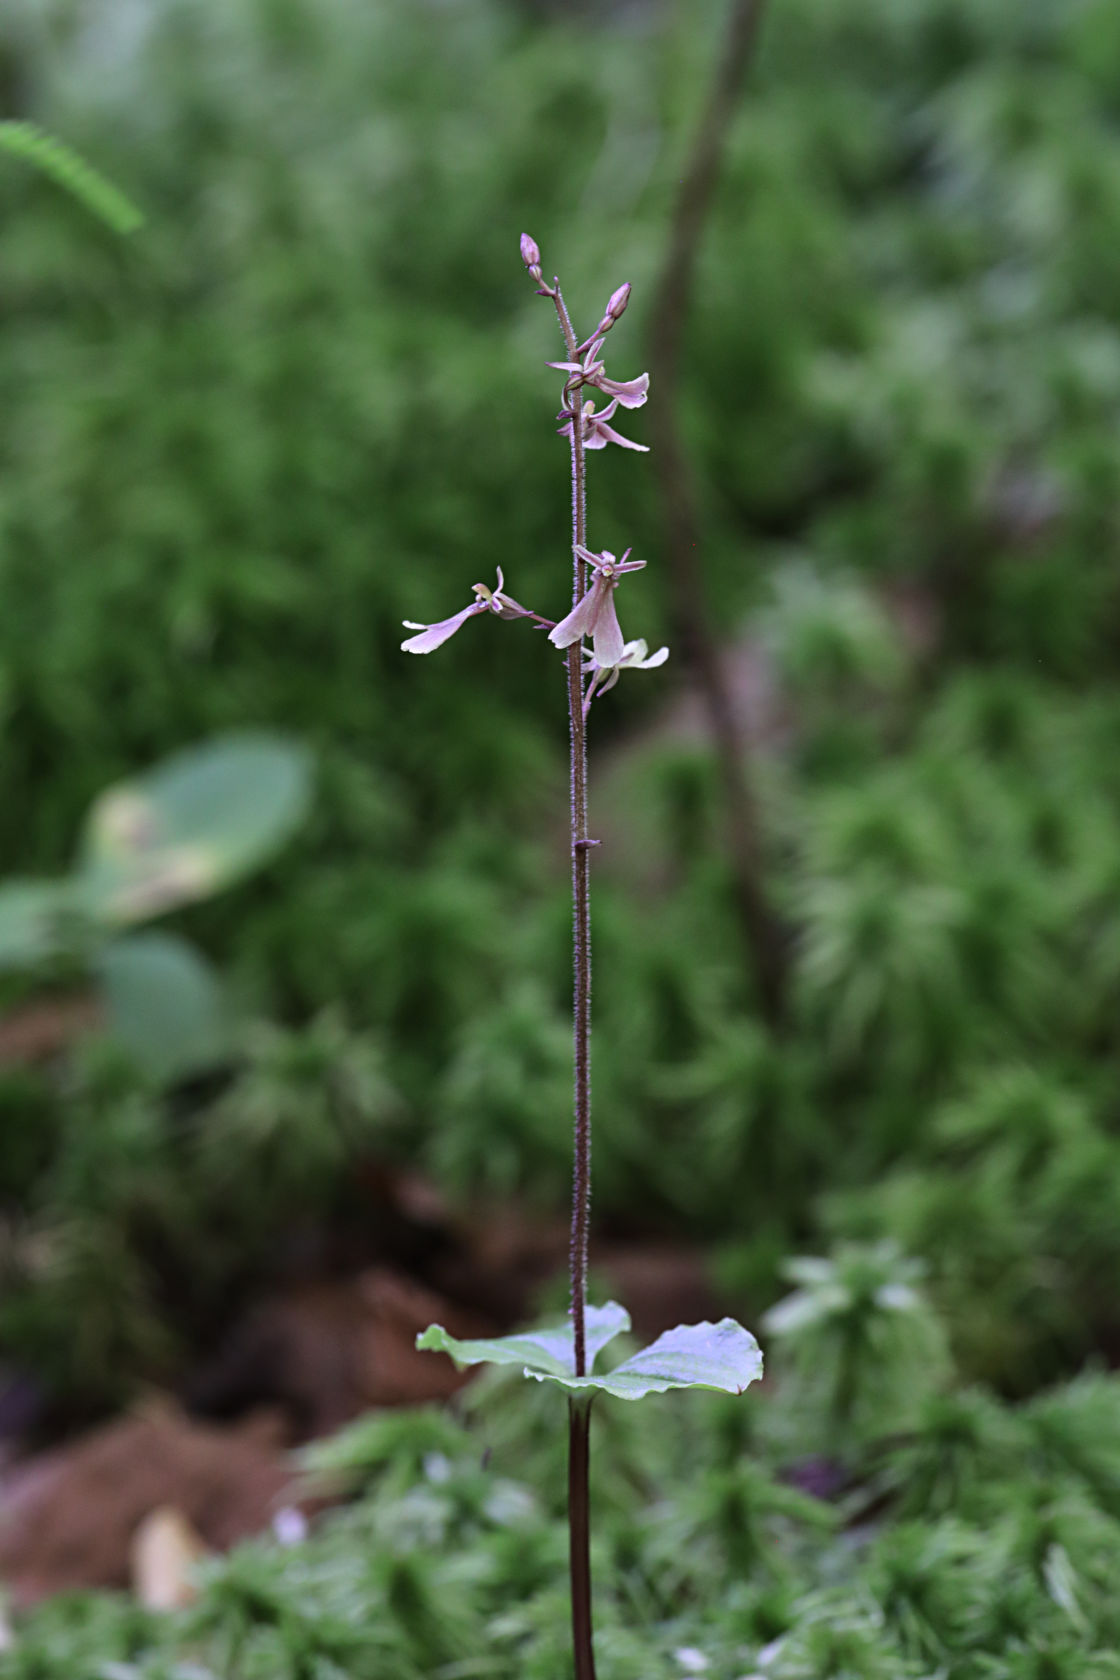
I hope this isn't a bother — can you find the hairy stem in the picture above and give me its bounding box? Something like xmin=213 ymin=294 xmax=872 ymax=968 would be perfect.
xmin=648 ymin=0 xmax=788 ymax=1028
xmin=553 ymin=280 xmax=596 ymax=1680
xmin=552 ymin=281 xmax=591 ymax=1379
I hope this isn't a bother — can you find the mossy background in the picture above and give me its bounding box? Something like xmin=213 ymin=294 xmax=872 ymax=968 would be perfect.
xmin=4 ymin=0 xmax=1120 ymax=1670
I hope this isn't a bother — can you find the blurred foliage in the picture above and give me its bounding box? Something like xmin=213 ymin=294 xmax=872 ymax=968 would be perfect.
xmin=1 ymin=0 xmax=1120 ymax=1411
xmin=0 ymin=1013 xmax=399 ymax=1407
xmin=762 ymin=1242 xmax=951 ymax=1452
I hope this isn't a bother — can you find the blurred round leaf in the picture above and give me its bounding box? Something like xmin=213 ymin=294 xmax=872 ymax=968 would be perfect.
xmin=77 ymin=734 xmax=312 ymax=926
xmin=95 ymin=932 xmax=229 ymax=1083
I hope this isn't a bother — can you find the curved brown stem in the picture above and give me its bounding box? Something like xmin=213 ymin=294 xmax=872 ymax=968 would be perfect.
xmin=648 ymin=0 xmax=788 ymax=1029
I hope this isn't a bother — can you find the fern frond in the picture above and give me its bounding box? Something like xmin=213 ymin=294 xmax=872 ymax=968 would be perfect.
xmin=0 ymin=120 xmax=142 ymax=233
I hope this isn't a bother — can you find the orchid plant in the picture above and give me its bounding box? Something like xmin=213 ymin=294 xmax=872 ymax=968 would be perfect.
xmin=405 ymin=236 xmax=762 ymax=1680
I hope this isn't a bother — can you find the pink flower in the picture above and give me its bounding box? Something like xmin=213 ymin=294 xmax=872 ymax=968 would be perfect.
xmin=548 ymin=548 xmax=646 ymax=667
xmin=547 ymin=338 xmax=649 ymax=410
xmin=402 ymin=569 xmax=522 ymax=654
xmin=559 ymin=397 xmax=649 ymax=454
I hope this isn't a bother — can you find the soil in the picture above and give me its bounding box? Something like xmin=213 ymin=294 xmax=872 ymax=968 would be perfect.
xmin=0 ymin=1401 xmax=297 ymax=1606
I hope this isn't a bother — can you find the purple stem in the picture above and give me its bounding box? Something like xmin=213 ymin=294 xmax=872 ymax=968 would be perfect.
xmin=568 ymin=1397 xmax=596 ymax=1680
xmin=551 ymin=280 xmax=591 ymax=1384
xmin=552 ymin=279 xmax=597 ymax=1680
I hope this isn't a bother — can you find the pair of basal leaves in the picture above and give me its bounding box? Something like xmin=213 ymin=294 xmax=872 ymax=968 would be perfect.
xmin=418 ymin=1302 xmax=762 ymax=1401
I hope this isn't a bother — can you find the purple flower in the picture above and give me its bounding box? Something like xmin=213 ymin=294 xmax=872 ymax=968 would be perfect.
xmin=548 ymin=338 xmax=649 ymax=410
xmin=548 ymin=548 xmax=646 ymax=667
xmin=402 ymin=569 xmax=521 ymax=654
xmin=559 ymin=397 xmax=649 ymax=454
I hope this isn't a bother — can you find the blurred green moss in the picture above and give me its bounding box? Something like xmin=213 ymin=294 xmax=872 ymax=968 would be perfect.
xmin=2 ymin=0 xmax=1120 ymax=1405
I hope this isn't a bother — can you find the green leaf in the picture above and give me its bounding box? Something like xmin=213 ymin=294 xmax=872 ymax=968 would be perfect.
xmin=417 ymin=1306 xmax=763 ymax=1401
xmin=77 ymin=733 xmax=312 ymax=926
xmin=0 ymin=879 xmax=87 ymax=970
xmin=417 ymin=1302 xmax=632 ymax=1378
xmin=0 ymin=121 xmax=143 ymax=232
xmin=538 ymin=1319 xmax=764 ymax=1401
xmin=95 ymin=932 xmax=229 ymax=1083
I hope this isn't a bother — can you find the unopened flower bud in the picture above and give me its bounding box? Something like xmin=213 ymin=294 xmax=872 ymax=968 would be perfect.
xmin=606 ymin=282 xmax=631 ymax=322
xmin=520 ymin=232 xmax=542 ymax=270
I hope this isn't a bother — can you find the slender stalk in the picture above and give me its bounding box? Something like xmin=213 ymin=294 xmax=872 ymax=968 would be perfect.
xmin=552 ymin=279 xmax=597 ymax=1680
xmin=648 ymin=0 xmax=788 ymax=1028
xmin=568 ymin=1398 xmax=596 ymax=1680
xmin=551 ymin=280 xmax=591 ymax=1380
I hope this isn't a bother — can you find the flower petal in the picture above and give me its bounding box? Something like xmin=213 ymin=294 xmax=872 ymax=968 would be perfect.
xmin=401 ymin=601 xmax=484 ymax=654
xmin=633 ymin=644 xmax=669 ymax=670
xmin=549 ymin=577 xmax=606 ymax=649
xmin=594 ymin=420 xmax=649 ymax=452
xmin=598 ymin=372 xmax=649 ymax=409
xmin=591 ymin=590 xmax=626 ymax=668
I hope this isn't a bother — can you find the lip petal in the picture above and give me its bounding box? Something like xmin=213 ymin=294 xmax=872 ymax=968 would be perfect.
xmin=598 ymin=371 xmax=649 ymax=410
xmin=591 ymin=591 xmax=626 ymax=668
xmin=594 ymin=420 xmax=649 ymax=452
xmin=634 ymin=645 xmax=669 ymax=670
xmin=401 ymin=601 xmax=483 ymax=654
